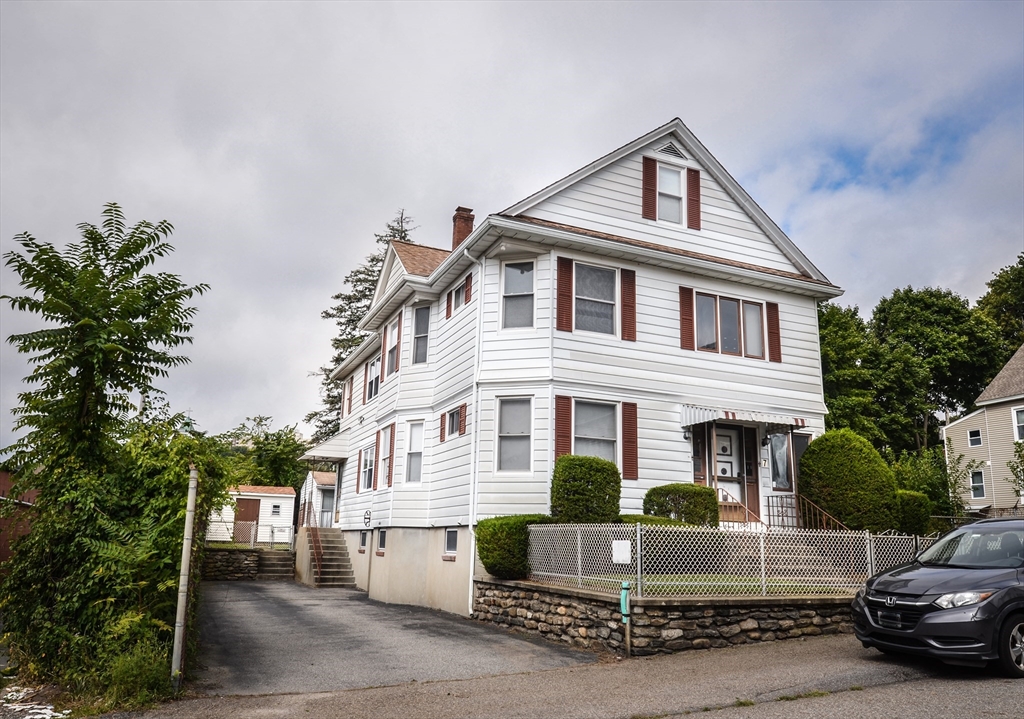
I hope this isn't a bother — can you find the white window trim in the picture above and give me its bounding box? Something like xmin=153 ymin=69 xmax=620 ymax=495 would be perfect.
xmin=366 ymin=357 xmax=381 ymax=400
xmin=447 ymin=409 xmax=461 ymax=438
xmin=377 ymin=528 xmax=387 ymax=551
xmin=271 ymin=504 xmax=281 ymax=517
xmin=1012 ymin=406 xmax=1024 ymax=442
xmin=967 ymin=429 xmax=983 ymax=448
xmin=361 ymin=444 xmax=375 ymax=491
xmin=696 ymin=292 xmax=768 ymax=361
xmin=378 ymin=426 xmax=392 ymax=491
xmin=385 ymin=316 xmax=400 ymax=377
xmin=405 ymin=420 xmax=424 ymax=484
xmin=445 ymin=528 xmax=458 ymax=555
xmin=500 ymin=259 xmax=536 ymax=332
xmin=412 ymin=305 xmax=430 ymax=365
xmin=572 ymin=398 xmax=621 ymax=468
xmin=572 ymin=261 xmax=620 ymax=339
xmin=656 ymin=163 xmax=683 ymax=225
xmin=970 ymin=469 xmax=986 ymax=499
xmin=496 ymin=396 xmax=533 ymax=474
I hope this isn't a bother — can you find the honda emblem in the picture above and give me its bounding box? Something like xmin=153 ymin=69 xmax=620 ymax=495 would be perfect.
xmin=885 ymin=596 xmax=897 ymax=607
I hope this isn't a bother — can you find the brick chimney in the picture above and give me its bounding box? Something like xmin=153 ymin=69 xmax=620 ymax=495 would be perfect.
xmin=452 ymin=206 xmax=475 ymax=250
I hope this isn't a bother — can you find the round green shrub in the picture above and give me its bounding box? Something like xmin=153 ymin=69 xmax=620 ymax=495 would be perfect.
xmin=550 ymin=455 xmax=621 ymax=524
xmin=475 ymin=514 xmax=552 ymax=580
xmin=798 ymin=429 xmax=898 ymax=531
xmin=896 ymin=489 xmax=932 ymax=535
xmin=643 ymin=483 xmax=720 ymax=527
xmin=619 ymin=513 xmax=689 ymax=527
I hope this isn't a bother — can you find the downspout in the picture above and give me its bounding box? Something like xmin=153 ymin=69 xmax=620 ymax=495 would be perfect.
xmin=983 ymin=409 xmax=994 ymax=506
xmin=548 ymin=249 xmax=556 ymax=514
xmin=465 ymin=246 xmax=484 ymax=616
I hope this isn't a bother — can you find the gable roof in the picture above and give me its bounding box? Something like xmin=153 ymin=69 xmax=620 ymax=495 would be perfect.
xmin=392 ymin=241 xmax=450 ymax=276
xmin=231 ymin=485 xmax=295 ymax=496
xmin=312 ymin=471 xmax=336 ymax=486
xmin=502 ymin=118 xmax=832 ymax=284
xmin=976 ymin=343 xmax=1024 ymax=406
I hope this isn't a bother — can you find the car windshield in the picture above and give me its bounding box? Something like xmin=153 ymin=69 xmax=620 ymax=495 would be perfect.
xmin=918 ymin=523 xmax=1024 ymax=569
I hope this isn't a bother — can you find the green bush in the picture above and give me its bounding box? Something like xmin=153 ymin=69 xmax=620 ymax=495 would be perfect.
xmin=619 ymin=513 xmax=689 ymax=527
xmin=643 ymin=483 xmax=720 ymax=527
xmin=798 ymin=429 xmax=898 ymax=531
xmin=896 ymin=490 xmax=932 ymax=535
xmin=475 ymin=514 xmax=552 ymax=580
xmin=550 ymin=455 xmax=621 ymax=524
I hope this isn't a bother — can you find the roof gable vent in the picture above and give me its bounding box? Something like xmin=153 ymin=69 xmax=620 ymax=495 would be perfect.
xmin=658 ymin=143 xmax=686 ymax=159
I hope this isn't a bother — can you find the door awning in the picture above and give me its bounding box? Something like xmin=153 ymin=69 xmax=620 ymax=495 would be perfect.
xmin=681 ymin=404 xmax=810 ymax=429
xmin=300 ymin=432 xmax=349 ymax=462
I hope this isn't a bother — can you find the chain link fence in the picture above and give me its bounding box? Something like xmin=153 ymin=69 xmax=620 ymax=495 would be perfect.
xmin=528 ymin=524 xmax=937 ymax=598
xmin=206 ymin=519 xmax=295 ymax=550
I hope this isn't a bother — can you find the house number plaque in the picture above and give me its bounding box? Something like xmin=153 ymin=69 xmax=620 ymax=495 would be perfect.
xmin=363 ymin=510 xmax=371 ymax=527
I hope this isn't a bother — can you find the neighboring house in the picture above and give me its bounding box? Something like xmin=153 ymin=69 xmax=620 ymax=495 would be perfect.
xmin=298 ymin=470 xmax=340 ymax=528
xmin=942 ymin=343 xmax=1024 ymax=515
xmin=302 ymin=118 xmax=843 ymax=615
xmin=1 ymin=470 xmax=39 ymax=565
xmin=207 ymin=485 xmax=296 ymax=545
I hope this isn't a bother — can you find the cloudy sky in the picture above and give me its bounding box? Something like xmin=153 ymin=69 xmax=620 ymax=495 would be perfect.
xmin=1 ymin=1 xmax=1022 ymax=448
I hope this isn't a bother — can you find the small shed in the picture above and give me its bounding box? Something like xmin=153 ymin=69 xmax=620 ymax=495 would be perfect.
xmin=298 ymin=471 xmax=339 ymax=528
xmin=208 ymin=485 xmax=296 ymax=547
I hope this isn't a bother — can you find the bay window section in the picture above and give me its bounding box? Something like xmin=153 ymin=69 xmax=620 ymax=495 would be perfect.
xmin=743 ymin=302 xmax=764 ymax=359
xmin=575 ymin=264 xmax=616 ymax=334
xmin=378 ymin=425 xmax=392 ymax=488
xmin=575 ymin=401 xmax=617 ymax=463
xmin=498 ymin=398 xmax=531 ymax=471
xmin=386 ymin=317 xmax=399 ymax=376
xmin=696 ymin=293 xmax=717 ymax=351
xmin=361 ymin=445 xmax=375 ymax=491
xmin=719 ymin=298 xmax=741 ymax=355
xmin=366 ymin=357 xmax=380 ymax=400
xmin=503 ymin=262 xmax=534 ymax=329
xmin=406 ymin=422 xmax=423 ymax=483
xmin=413 ymin=307 xmax=429 ymax=364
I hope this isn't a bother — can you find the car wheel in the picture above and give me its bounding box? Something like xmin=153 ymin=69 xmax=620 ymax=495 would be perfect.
xmin=996 ymin=613 xmax=1024 ymax=679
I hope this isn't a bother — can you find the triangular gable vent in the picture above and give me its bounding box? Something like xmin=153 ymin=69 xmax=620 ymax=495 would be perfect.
xmin=658 ymin=143 xmax=686 ymax=159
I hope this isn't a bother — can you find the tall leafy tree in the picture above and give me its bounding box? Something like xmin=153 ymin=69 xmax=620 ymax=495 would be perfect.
xmin=217 ymin=415 xmax=309 ymax=492
xmin=305 ymin=210 xmax=416 ymax=443
xmin=976 ymin=253 xmax=1024 ymax=354
xmin=817 ymin=302 xmax=882 ymax=442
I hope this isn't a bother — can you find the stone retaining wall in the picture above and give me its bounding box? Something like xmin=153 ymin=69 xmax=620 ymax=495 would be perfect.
xmin=202 ymin=549 xmax=259 ymax=580
xmin=473 ymin=579 xmax=854 ymax=656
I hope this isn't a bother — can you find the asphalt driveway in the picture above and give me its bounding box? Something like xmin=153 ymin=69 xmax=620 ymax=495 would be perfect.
xmin=192 ymin=581 xmax=595 ymax=695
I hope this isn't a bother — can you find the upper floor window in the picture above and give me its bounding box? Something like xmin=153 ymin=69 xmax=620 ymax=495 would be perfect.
xmin=386 ymin=317 xmax=400 ymax=376
xmin=498 ymin=398 xmax=531 ymax=471
xmin=453 ymin=283 xmax=465 ymax=310
xmin=657 ymin=165 xmax=682 ymax=223
xmin=446 ymin=274 xmax=472 ymax=319
xmin=361 ymin=445 xmax=375 ymax=491
xmin=413 ymin=306 xmax=429 ymax=364
xmin=575 ymin=264 xmax=616 ymax=335
xmin=1015 ymin=408 xmax=1024 ymax=441
xmin=574 ymin=401 xmax=616 ymax=463
xmin=696 ymin=293 xmax=765 ymax=359
xmin=406 ymin=421 xmax=423 ymax=483
xmin=365 ymin=357 xmax=380 ymax=401
xmin=379 ymin=425 xmax=392 ymax=488
xmin=970 ymin=470 xmax=985 ymax=499
xmin=503 ymin=262 xmax=534 ymax=329
xmin=447 ymin=409 xmax=460 ymax=438
xmin=968 ymin=429 xmax=982 ymax=447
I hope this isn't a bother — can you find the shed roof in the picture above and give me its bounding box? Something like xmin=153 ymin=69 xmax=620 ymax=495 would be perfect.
xmin=312 ymin=471 xmax=336 ymax=486
xmin=392 ymin=241 xmax=450 ymax=276
xmin=231 ymin=485 xmax=296 ymax=496
xmin=976 ymin=343 xmax=1024 ymax=406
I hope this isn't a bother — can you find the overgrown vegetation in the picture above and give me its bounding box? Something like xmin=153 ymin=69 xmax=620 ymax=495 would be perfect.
xmin=642 ymin=483 xmax=719 ymax=527
xmin=0 ymin=204 xmax=227 ymax=708
xmin=550 ymin=455 xmax=622 ymax=524
xmin=216 ymin=415 xmax=309 ymax=493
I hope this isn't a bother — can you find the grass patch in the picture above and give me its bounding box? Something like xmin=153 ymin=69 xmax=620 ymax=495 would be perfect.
xmin=850 ymin=685 xmax=863 ymax=691
xmin=777 ymin=690 xmax=830 ymax=701
xmin=734 ymin=699 xmax=756 ymax=706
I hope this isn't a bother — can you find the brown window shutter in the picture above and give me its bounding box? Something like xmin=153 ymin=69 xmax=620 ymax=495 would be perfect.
xmin=766 ymin=302 xmax=782 ymax=362
xmin=556 ymin=257 xmax=573 ymax=332
xmin=459 ymin=403 xmax=467 ymax=435
xmin=642 ymin=156 xmax=657 ymax=220
xmin=621 ymin=269 xmax=636 ymax=341
xmin=347 ymin=377 xmax=353 ymax=414
xmin=440 ymin=411 xmax=446 ymax=443
xmin=363 ymin=364 xmax=368 ymax=404
xmin=464 ymin=273 xmax=472 ymax=303
xmin=446 ymin=291 xmax=452 ymax=319
xmin=394 ymin=311 xmax=402 ymax=374
xmin=686 ymin=168 xmax=701 ymax=230
xmin=387 ymin=424 xmax=396 ymax=487
xmin=679 ymin=287 xmax=695 ymax=351
xmin=372 ymin=431 xmax=380 ymax=491
xmin=622 ymin=402 xmax=638 ymax=480
xmin=554 ymin=395 xmax=572 ymax=459
xmin=379 ymin=334 xmax=387 ymax=382
xmin=356 ymin=449 xmax=362 ymax=494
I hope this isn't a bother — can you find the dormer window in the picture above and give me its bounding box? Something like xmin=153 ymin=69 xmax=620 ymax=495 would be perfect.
xmin=657 ymin=166 xmax=682 ymax=223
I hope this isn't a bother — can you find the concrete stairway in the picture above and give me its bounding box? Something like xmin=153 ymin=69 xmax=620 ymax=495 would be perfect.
xmin=314 ymin=528 xmax=356 ymax=588
xmin=257 ymin=550 xmax=295 ymax=580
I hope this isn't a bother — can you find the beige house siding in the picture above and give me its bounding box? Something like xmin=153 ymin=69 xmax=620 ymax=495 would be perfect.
xmin=944 ymin=401 xmax=1023 ymax=511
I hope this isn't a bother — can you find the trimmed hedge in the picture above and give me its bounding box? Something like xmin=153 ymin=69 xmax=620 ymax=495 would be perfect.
xmin=550 ymin=455 xmax=622 ymax=524
xmin=643 ymin=483 xmax=719 ymax=527
xmin=475 ymin=514 xmax=552 ymax=580
xmin=619 ymin=513 xmax=689 ymax=527
xmin=798 ymin=429 xmax=898 ymax=532
xmin=896 ymin=490 xmax=932 ymax=536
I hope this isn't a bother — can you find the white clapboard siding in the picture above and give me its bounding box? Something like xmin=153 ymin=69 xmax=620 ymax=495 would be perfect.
xmin=479 ymin=254 xmax=553 ymax=384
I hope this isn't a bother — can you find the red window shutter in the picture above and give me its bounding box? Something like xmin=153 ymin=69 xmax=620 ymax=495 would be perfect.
xmin=387 ymin=424 xmax=396 ymax=487
xmin=394 ymin=311 xmax=402 ymax=374
xmin=621 ymin=269 xmax=636 ymax=342
xmin=363 ymin=364 xmax=368 ymax=404
xmin=556 ymin=257 xmax=573 ymax=332
xmin=464 ymin=273 xmax=472 ymax=303
xmin=440 ymin=411 xmax=446 ymax=443
xmin=642 ymin=156 xmax=657 ymax=220
xmin=766 ymin=302 xmax=782 ymax=363
xmin=372 ymin=431 xmax=380 ymax=491
xmin=459 ymin=403 xmax=467 ymax=435
xmin=622 ymin=402 xmax=638 ymax=480
xmin=379 ymin=333 xmax=387 ymax=382
xmin=356 ymin=449 xmax=362 ymax=494
xmin=679 ymin=287 xmax=695 ymax=351
xmin=686 ymin=168 xmax=701 ymax=230
xmin=554 ymin=395 xmax=572 ymax=459
xmin=446 ymin=291 xmax=452 ymax=319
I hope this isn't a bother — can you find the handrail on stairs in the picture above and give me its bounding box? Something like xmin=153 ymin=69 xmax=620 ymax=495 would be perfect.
xmin=715 ymin=486 xmax=766 ymax=527
xmin=765 ymin=494 xmax=850 ymax=531
xmin=301 ymin=499 xmax=324 ymax=587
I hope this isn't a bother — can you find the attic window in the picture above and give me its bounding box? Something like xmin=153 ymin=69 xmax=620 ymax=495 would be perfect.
xmin=658 ymin=143 xmax=685 ymax=159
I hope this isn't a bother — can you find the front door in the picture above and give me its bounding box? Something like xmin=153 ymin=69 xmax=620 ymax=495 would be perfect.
xmin=233 ymin=498 xmax=260 ymax=544
xmin=714 ymin=426 xmax=743 ymax=501
xmin=320 ymin=489 xmax=334 ymax=528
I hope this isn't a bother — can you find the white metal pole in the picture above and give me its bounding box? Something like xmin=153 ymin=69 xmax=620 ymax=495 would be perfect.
xmin=171 ymin=463 xmax=199 ymax=691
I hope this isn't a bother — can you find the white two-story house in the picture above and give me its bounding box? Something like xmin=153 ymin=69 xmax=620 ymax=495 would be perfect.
xmin=302 ymin=119 xmax=843 ymax=615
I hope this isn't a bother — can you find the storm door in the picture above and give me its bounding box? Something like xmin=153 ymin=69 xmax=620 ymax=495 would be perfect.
xmin=320 ymin=489 xmax=335 ymax=528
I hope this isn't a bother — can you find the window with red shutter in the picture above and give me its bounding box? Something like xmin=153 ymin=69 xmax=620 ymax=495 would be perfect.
xmin=642 ymin=156 xmax=657 ymax=220
xmin=356 ymin=449 xmax=362 ymax=494
xmin=554 ymin=395 xmax=572 ymax=459
xmin=556 ymin=257 xmax=573 ymax=332
xmin=372 ymin=432 xmax=380 ymax=491
xmin=388 ymin=423 xmax=396 ymax=487
xmin=459 ymin=403 xmax=467 ymax=435
xmin=464 ymin=273 xmax=472 ymax=303
xmin=446 ymin=291 xmax=452 ymax=319
xmin=766 ymin=302 xmax=782 ymax=362
xmin=622 ymin=403 xmax=638 ymax=480
xmin=440 ymin=411 xmax=446 ymax=443
xmin=621 ymin=269 xmax=636 ymax=342
xmin=679 ymin=287 xmax=695 ymax=351
xmin=686 ymin=168 xmax=701 ymax=230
